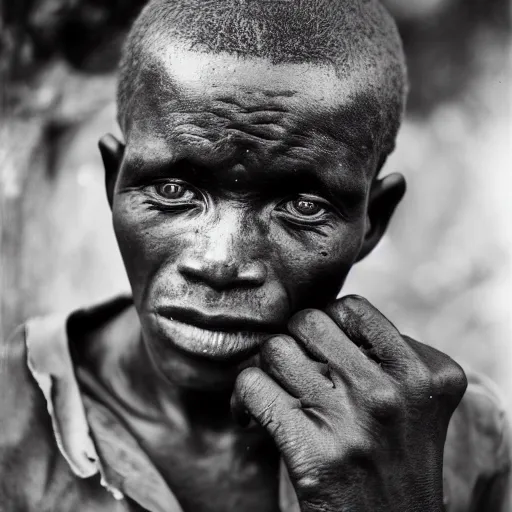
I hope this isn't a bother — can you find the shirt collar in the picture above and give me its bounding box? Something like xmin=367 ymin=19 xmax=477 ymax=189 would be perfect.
xmin=24 ymin=300 xmax=300 ymax=512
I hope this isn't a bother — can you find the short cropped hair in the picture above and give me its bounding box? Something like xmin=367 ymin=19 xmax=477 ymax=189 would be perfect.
xmin=118 ymin=0 xmax=407 ymax=162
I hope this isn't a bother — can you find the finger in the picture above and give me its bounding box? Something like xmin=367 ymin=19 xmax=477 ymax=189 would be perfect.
xmin=325 ymin=295 xmax=416 ymax=377
xmin=260 ymin=335 xmax=335 ymax=401
xmin=403 ymin=335 xmax=467 ymax=409
xmin=287 ymin=309 xmax=382 ymax=388
xmin=231 ymin=367 xmax=296 ymax=436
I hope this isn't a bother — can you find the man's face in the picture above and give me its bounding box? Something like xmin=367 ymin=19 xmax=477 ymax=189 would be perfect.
xmin=108 ymin=48 xmax=394 ymax=389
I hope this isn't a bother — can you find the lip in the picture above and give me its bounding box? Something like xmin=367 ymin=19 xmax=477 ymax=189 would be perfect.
xmin=152 ymin=306 xmax=280 ymax=362
xmin=156 ymin=305 xmax=280 ymax=333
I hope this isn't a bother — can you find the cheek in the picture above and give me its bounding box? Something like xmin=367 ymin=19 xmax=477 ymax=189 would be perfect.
xmin=112 ymin=195 xmax=192 ymax=305
xmin=270 ymin=223 xmax=363 ymax=310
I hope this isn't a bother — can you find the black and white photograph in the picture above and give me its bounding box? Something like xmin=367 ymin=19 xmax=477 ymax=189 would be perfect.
xmin=0 ymin=1 xmax=511 ymax=511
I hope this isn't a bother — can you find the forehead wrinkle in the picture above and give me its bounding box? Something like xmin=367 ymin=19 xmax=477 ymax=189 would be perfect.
xmin=139 ymin=99 xmax=310 ymax=164
xmin=140 ymin=45 xmax=371 ymax=120
xmin=211 ymin=93 xmax=292 ymax=113
xmin=132 ymin=48 xmax=380 ymax=148
xmin=129 ymin=107 xmax=361 ymax=184
xmin=127 ymin=53 xmax=378 ymax=181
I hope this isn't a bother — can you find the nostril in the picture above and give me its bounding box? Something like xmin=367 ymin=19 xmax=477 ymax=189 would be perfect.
xmin=238 ymin=262 xmax=267 ymax=286
xmin=178 ymin=258 xmax=266 ymax=290
xmin=179 ymin=258 xmax=236 ymax=287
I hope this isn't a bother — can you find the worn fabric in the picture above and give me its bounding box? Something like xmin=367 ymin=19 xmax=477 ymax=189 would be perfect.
xmin=0 ymin=297 xmax=510 ymax=512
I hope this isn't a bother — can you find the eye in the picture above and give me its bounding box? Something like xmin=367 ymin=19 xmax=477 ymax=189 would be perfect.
xmin=291 ymin=198 xmax=323 ymax=216
xmin=153 ymin=181 xmax=198 ymax=202
xmin=282 ymin=196 xmax=328 ymax=219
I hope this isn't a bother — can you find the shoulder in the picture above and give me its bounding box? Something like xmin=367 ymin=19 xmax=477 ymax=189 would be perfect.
xmin=444 ymin=371 xmax=511 ymax=510
xmin=445 ymin=370 xmax=511 ymax=491
xmin=0 ymin=324 xmax=46 ymax=447
xmin=457 ymin=372 xmax=510 ymax=471
xmin=0 ymin=323 xmax=60 ymax=507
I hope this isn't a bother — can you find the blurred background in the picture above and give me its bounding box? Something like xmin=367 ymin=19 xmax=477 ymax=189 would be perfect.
xmin=1 ymin=0 xmax=511 ymax=411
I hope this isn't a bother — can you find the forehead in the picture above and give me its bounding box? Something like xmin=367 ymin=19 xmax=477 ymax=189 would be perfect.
xmin=124 ymin=46 xmax=378 ymax=180
xmin=151 ymin=47 xmax=355 ymax=105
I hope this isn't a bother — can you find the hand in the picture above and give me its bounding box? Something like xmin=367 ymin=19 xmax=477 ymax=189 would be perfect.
xmin=231 ymin=295 xmax=467 ymax=512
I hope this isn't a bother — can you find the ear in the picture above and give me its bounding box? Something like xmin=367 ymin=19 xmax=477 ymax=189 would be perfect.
xmin=98 ymin=133 xmax=125 ymax=209
xmin=356 ymin=172 xmax=406 ymax=262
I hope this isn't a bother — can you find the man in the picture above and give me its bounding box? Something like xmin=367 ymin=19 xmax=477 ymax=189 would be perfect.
xmin=1 ymin=0 xmax=510 ymax=511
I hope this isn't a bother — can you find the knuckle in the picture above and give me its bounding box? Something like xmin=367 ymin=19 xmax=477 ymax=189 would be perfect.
xmin=259 ymin=395 xmax=280 ymax=428
xmin=343 ymin=434 xmax=377 ymax=462
xmin=410 ymin=365 xmax=434 ymax=394
xmin=294 ymin=461 xmax=333 ymax=498
xmin=433 ymin=358 xmax=468 ymax=403
xmin=295 ymin=446 xmax=346 ymax=489
xmin=401 ymin=334 xmax=422 ymax=352
xmin=405 ymin=353 xmax=468 ymax=411
xmin=453 ymin=362 xmax=468 ymax=395
xmin=295 ymin=437 xmax=373 ymax=497
xmin=370 ymin=386 xmax=404 ymax=418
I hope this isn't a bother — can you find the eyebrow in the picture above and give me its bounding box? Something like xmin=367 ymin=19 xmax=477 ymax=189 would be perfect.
xmin=274 ymin=163 xmax=368 ymax=208
xmin=124 ymin=150 xmax=367 ymax=212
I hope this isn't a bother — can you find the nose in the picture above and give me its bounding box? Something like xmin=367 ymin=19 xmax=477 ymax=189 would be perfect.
xmin=179 ymin=258 xmax=267 ymax=290
xmin=177 ymin=210 xmax=268 ymax=291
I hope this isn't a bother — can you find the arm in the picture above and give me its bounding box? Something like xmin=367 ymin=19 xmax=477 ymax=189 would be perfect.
xmin=473 ymin=378 xmax=512 ymax=512
xmin=479 ymin=468 xmax=511 ymax=512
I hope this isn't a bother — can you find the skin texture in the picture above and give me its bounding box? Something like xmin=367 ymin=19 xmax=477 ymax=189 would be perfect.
xmin=108 ymin=48 xmax=405 ymax=389
xmin=93 ymin=47 xmax=467 ymax=512
xmin=232 ymin=299 xmax=466 ymax=511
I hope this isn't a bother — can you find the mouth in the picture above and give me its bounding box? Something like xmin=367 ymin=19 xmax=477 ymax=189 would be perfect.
xmin=152 ymin=306 xmax=279 ymax=362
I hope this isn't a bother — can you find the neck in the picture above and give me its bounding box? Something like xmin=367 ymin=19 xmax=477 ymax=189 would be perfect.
xmin=88 ymin=304 xmax=255 ymax=436
xmin=77 ymin=303 xmax=282 ymax=511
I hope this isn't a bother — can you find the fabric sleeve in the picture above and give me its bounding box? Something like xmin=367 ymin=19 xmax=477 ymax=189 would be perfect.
xmin=467 ymin=373 xmax=512 ymax=512
xmin=0 ymin=324 xmax=42 ymax=508
xmin=479 ymin=412 xmax=511 ymax=512
xmin=0 ymin=324 xmax=37 ymax=446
